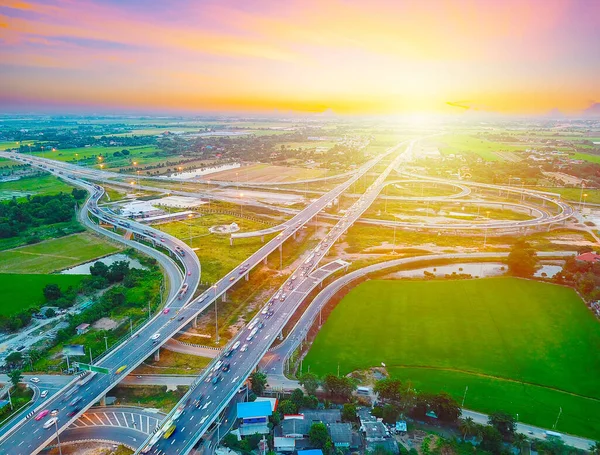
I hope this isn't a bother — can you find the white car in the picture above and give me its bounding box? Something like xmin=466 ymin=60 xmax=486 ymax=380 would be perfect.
xmin=40 ymin=390 xmax=48 ymax=398
xmin=150 ymin=333 xmax=161 ymax=341
xmin=30 ymin=377 xmax=40 ymax=383
xmin=240 ymin=343 xmax=248 ymax=352
xmin=43 ymin=417 xmax=58 ymax=429
xmin=232 ymin=341 xmax=240 ymax=350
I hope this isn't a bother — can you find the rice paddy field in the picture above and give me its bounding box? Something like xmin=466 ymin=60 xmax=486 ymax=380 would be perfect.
xmin=303 ymin=277 xmax=600 ymax=439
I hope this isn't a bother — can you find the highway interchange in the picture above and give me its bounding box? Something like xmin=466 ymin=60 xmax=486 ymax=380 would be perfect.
xmin=0 ymin=140 xmax=587 ymax=454
xmin=0 ymin=141 xmax=407 ymax=454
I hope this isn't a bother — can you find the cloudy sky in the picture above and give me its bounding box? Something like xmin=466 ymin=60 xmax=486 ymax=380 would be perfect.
xmin=1 ymin=0 xmax=599 ymax=115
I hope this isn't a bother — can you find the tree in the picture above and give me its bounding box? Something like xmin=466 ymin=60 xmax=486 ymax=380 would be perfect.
xmin=374 ymin=378 xmax=403 ymax=402
xmin=90 ymin=261 xmax=109 ymax=278
xmin=71 ymin=188 xmax=87 ymax=200
xmin=8 ymin=369 xmax=23 ymax=388
xmin=5 ymin=351 xmax=23 ymax=367
xmin=45 ymin=308 xmax=57 ymax=318
xmin=382 ymin=403 xmax=399 ymax=424
xmin=488 ymin=411 xmax=516 ymax=439
xmin=299 ymin=372 xmax=320 ymax=396
xmin=459 ymin=417 xmax=477 ymax=440
xmin=342 ymin=403 xmax=357 ymax=422
xmin=507 ymin=240 xmax=537 ymax=277
xmin=513 ymin=433 xmax=530 ymax=455
xmin=222 ymin=433 xmax=239 ymax=450
xmin=479 ymin=425 xmax=503 ymax=454
xmin=43 ymin=283 xmax=62 ymax=301
xmin=278 ymin=399 xmax=298 ymax=416
xmin=322 ymin=374 xmax=356 ymax=399
xmin=308 ymin=422 xmax=330 ymax=449
xmin=250 ymin=370 xmax=267 ymax=396
xmin=589 ymin=442 xmax=600 ymax=455
xmin=291 ymin=388 xmax=305 ymax=409
xmin=431 ymin=392 xmax=461 ymax=423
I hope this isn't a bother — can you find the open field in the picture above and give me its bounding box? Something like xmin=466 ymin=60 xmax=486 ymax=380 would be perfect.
xmin=572 ymin=152 xmax=600 ymax=164
xmin=134 ymin=350 xmax=211 ymax=375
xmin=31 ymin=145 xmax=166 ymax=170
xmin=0 ymin=174 xmax=74 ymax=200
xmin=535 ymin=187 xmax=600 ymax=204
xmin=304 ymin=278 xmax=600 ymax=438
xmin=0 ymin=273 xmax=85 ymax=317
xmin=0 ymin=232 xmax=121 ymax=273
xmin=156 ymin=213 xmax=274 ymax=283
xmin=342 ymin=224 xmax=594 ymax=254
xmin=429 ymin=134 xmax=524 ymax=161
xmin=208 ymin=163 xmax=330 ymax=183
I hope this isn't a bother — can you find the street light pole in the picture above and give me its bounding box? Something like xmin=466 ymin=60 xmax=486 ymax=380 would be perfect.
xmin=104 ymin=336 xmax=108 ymax=352
xmin=54 ymin=418 xmax=63 ymax=455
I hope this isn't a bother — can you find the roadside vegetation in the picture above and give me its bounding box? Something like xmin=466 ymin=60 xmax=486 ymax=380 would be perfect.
xmin=109 ymin=385 xmax=188 ymax=413
xmin=0 ymin=189 xmax=87 ymax=250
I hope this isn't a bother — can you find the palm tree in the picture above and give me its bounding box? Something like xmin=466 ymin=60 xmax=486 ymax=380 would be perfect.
xmin=459 ymin=417 xmax=477 ymax=440
xmin=589 ymin=441 xmax=600 ymax=455
xmin=513 ymin=433 xmax=529 ymax=455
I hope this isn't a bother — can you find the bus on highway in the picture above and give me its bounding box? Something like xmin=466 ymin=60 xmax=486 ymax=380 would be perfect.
xmin=163 ymin=423 xmax=177 ymax=439
xmin=545 ymin=431 xmax=562 ymax=439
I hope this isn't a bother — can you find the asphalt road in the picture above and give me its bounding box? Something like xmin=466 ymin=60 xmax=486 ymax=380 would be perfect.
xmin=0 ymin=141 xmax=403 ymax=455
xmin=136 ymin=141 xmax=414 ymax=455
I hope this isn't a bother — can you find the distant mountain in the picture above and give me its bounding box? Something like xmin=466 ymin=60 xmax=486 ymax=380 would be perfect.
xmin=582 ymin=102 xmax=600 ymax=118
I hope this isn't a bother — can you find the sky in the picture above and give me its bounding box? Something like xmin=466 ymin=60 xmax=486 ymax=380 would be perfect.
xmin=1 ymin=0 xmax=599 ymax=116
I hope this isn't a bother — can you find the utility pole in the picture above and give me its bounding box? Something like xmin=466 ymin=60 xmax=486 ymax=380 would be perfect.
xmin=104 ymin=336 xmax=108 ymax=352
xmin=553 ymin=407 xmax=562 ymax=430
xmin=130 ymin=318 xmax=133 ymax=338
xmin=89 ymin=347 xmax=93 ymax=364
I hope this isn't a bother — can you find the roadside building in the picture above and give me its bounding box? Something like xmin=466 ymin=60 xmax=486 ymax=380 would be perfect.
xmin=75 ymin=323 xmax=90 ymax=335
xmin=274 ymin=436 xmax=296 ymax=453
xmin=298 ymin=450 xmax=323 ymax=455
xmin=329 ymin=422 xmax=353 ymax=449
xmin=236 ymin=400 xmax=272 ymax=436
xmin=575 ymin=252 xmax=600 ymax=263
xmin=281 ymin=415 xmax=312 ymax=439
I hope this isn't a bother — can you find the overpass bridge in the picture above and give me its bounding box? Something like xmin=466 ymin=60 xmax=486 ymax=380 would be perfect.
xmin=0 ymin=141 xmax=409 ymax=455
xmin=134 ymin=141 xmax=416 ymax=454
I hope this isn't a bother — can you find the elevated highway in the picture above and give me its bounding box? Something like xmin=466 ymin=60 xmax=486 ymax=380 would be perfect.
xmin=134 ymin=141 xmax=416 ymax=454
xmin=0 ymin=141 xmax=409 ymax=455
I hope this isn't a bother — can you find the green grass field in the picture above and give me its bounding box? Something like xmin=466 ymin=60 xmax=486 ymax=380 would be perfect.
xmin=536 ymin=187 xmax=600 ymax=204
xmin=432 ymin=134 xmax=524 ymax=161
xmin=157 ymin=213 xmax=273 ymax=283
xmin=0 ymin=273 xmax=85 ymax=317
xmin=572 ymin=152 xmax=600 ymax=164
xmin=0 ymin=232 xmax=120 ymax=273
xmin=0 ymin=174 xmax=74 ymax=200
xmin=303 ymin=278 xmax=600 ymax=438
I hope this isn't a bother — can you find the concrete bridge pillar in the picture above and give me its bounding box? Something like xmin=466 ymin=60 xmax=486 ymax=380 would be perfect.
xmin=261 ymin=235 xmax=265 ymax=243
xmin=154 ymin=349 xmax=160 ymax=362
xmin=229 ymin=237 xmax=234 ymax=247
xmin=99 ymin=394 xmax=106 ymax=406
xmin=192 ymin=316 xmax=198 ymax=329
xmin=222 ymin=291 xmax=227 ymax=302
xmin=293 ymin=231 xmax=297 ymax=240
xmin=263 ymin=256 xmax=268 ymax=265
xmin=245 ymin=273 xmax=249 ymax=281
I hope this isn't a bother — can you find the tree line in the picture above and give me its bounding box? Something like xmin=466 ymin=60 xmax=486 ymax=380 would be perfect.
xmin=0 ymin=189 xmax=86 ymax=239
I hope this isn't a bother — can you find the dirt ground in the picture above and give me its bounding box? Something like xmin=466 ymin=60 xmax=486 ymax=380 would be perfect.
xmin=93 ymin=317 xmax=118 ymax=330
